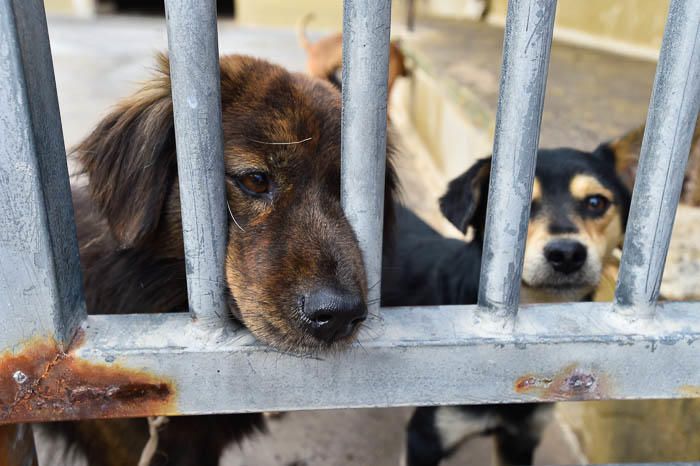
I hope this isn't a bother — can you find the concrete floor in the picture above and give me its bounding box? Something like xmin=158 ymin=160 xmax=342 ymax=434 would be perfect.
xmin=42 ymin=14 xmax=583 ymax=466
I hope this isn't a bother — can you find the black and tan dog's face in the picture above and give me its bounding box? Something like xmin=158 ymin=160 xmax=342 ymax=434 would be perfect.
xmin=77 ymin=54 xmax=394 ymax=352
xmin=440 ymin=147 xmax=632 ymax=303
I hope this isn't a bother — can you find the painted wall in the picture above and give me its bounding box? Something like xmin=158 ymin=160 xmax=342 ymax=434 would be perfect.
xmin=236 ymin=0 xmax=343 ymax=30
xmin=489 ymin=0 xmax=669 ymax=59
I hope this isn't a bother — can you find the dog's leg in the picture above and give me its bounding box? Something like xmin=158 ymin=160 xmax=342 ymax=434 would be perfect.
xmin=493 ymin=403 xmax=553 ymax=466
xmin=404 ymin=406 xmax=496 ymax=466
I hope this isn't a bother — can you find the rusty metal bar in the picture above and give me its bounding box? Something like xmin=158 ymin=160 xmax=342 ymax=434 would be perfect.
xmin=164 ymin=0 xmax=229 ymax=324
xmin=477 ymin=0 xmax=558 ymax=324
xmin=0 ymin=0 xmax=86 ymax=349
xmin=0 ymin=424 xmax=37 ymax=466
xmin=615 ymin=0 xmax=700 ymax=315
xmin=341 ymin=0 xmax=392 ymax=316
xmin=1 ymin=302 xmax=699 ymax=424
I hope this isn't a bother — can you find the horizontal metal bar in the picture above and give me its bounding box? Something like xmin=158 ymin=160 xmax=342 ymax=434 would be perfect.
xmin=2 ymin=302 xmax=699 ymax=423
xmin=0 ymin=0 xmax=85 ymax=349
xmin=478 ymin=0 xmax=557 ymax=319
xmin=615 ymin=0 xmax=700 ymax=314
xmin=341 ymin=0 xmax=392 ymax=316
xmin=603 ymin=464 xmax=700 ymax=466
xmin=164 ymin=0 xmax=228 ymax=323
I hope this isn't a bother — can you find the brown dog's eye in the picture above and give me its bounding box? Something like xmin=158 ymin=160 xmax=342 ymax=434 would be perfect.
xmin=236 ymin=172 xmax=270 ymax=196
xmin=583 ymin=194 xmax=610 ymax=214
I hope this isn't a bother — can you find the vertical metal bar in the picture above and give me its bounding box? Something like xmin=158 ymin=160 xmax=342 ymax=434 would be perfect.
xmin=0 ymin=424 xmax=37 ymax=466
xmin=341 ymin=0 xmax=392 ymax=316
xmin=0 ymin=0 xmax=86 ymax=349
xmin=615 ymin=0 xmax=700 ymax=314
xmin=165 ymin=0 xmax=228 ymax=323
xmin=478 ymin=0 xmax=557 ymax=321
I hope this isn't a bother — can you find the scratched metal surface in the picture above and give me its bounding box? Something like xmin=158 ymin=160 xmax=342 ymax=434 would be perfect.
xmin=478 ymin=0 xmax=557 ymax=319
xmin=13 ymin=301 xmax=692 ymax=420
xmin=1 ymin=0 xmax=699 ymax=442
xmin=340 ymin=0 xmax=392 ymax=316
xmin=165 ymin=0 xmax=229 ymax=323
xmin=0 ymin=0 xmax=85 ymax=349
xmin=616 ymin=0 xmax=700 ymax=313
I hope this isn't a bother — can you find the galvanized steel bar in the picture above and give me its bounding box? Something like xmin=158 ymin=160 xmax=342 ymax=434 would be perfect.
xmin=341 ymin=0 xmax=392 ymax=316
xmin=478 ymin=0 xmax=558 ymax=319
xmin=615 ymin=0 xmax=700 ymax=314
xmin=165 ymin=0 xmax=228 ymax=323
xmin=0 ymin=0 xmax=86 ymax=349
xmin=2 ymin=301 xmax=699 ymax=423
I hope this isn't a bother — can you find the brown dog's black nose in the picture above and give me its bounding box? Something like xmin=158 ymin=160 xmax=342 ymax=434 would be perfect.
xmin=544 ymin=240 xmax=587 ymax=274
xmin=301 ymin=288 xmax=367 ymax=343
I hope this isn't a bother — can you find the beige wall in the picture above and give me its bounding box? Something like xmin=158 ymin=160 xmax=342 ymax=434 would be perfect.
xmin=559 ymin=399 xmax=700 ymax=463
xmin=489 ymin=0 xmax=668 ymax=58
xmin=236 ymin=0 xmax=344 ymax=30
xmin=45 ymin=0 xmax=95 ymax=16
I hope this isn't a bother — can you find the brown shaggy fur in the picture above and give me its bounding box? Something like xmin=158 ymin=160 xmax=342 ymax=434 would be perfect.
xmin=49 ymin=54 xmax=395 ymax=466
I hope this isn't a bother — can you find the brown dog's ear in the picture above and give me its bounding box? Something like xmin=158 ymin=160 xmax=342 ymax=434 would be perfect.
xmin=593 ymin=125 xmax=644 ymax=192
xmin=76 ymin=55 xmax=176 ymax=248
xmin=439 ymin=157 xmax=492 ymax=235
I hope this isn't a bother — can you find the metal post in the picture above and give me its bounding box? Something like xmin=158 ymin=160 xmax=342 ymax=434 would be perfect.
xmin=340 ymin=0 xmax=391 ymax=314
xmin=341 ymin=0 xmax=392 ymax=316
xmin=478 ymin=0 xmax=558 ymax=322
xmin=615 ymin=0 xmax=700 ymax=315
xmin=0 ymin=0 xmax=86 ymax=349
xmin=165 ymin=0 xmax=229 ymax=324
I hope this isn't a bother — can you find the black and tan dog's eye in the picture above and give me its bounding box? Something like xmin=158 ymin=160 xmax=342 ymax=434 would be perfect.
xmin=583 ymin=194 xmax=610 ymax=214
xmin=236 ymin=172 xmax=271 ymax=196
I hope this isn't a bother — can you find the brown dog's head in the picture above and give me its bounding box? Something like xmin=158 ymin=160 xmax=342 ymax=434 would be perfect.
xmin=77 ymin=54 xmax=394 ymax=353
xmin=439 ymin=147 xmax=635 ymax=303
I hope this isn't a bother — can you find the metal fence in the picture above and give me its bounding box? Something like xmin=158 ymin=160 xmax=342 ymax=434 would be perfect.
xmin=1 ymin=0 xmax=699 ymax=463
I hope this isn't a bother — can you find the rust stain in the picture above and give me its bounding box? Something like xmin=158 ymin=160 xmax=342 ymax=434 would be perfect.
xmin=514 ymin=364 xmax=610 ymax=401
xmin=0 ymin=333 xmax=177 ymax=424
xmin=678 ymin=385 xmax=700 ymax=397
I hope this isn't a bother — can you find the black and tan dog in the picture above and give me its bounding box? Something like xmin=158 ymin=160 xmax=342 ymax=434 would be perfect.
xmin=382 ymin=145 xmax=635 ymax=466
xmin=45 ymin=53 xmax=395 ymax=466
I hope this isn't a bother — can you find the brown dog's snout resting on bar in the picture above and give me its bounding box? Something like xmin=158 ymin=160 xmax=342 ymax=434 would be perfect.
xmin=74 ymin=54 xmax=393 ymax=353
xmin=50 ymin=53 xmax=396 ymax=465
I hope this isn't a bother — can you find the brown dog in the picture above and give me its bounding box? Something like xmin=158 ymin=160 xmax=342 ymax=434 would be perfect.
xmin=297 ymin=13 xmax=407 ymax=93
xmin=46 ymin=53 xmax=395 ymax=466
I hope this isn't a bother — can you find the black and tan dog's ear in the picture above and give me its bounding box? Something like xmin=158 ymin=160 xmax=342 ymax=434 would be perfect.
xmin=439 ymin=157 xmax=492 ymax=235
xmin=593 ymin=125 xmax=644 ymax=192
xmin=76 ymin=54 xmax=177 ymax=248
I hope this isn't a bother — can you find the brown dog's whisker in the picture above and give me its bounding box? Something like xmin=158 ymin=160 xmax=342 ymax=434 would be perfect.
xmin=66 ymin=51 xmax=396 ymax=464
xmin=226 ymin=200 xmax=245 ymax=232
xmin=246 ymin=136 xmax=312 ymax=145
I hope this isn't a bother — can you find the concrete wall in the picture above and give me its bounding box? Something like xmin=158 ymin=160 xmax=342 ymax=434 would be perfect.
xmin=558 ymin=399 xmax=700 ymax=463
xmin=488 ymin=0 xmax=669 ymax=60
xmin=45 ymin=0 xmax=95 ymax=16
xmin=236 ymin=0 xmax=343 ymax=30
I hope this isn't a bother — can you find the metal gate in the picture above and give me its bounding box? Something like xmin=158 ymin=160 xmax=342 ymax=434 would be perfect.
xmin=1 ymin=0 xmax=699 ymax=464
